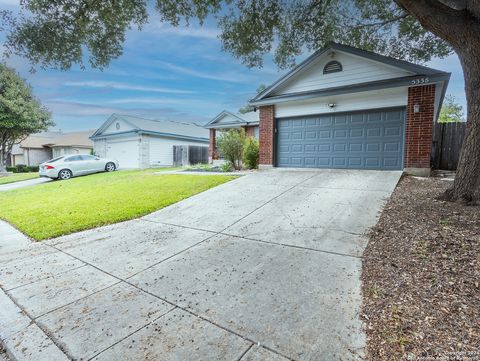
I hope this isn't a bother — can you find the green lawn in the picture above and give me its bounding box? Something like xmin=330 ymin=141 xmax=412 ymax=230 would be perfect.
xmin=0 ymin=172 xmax=38 ymax=185
xmin=0 ymin=169 xmax=235 ymax=240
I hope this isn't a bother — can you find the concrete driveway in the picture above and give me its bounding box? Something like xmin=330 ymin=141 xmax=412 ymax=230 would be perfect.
xmin=0 ymin=169 xmax=401 ymax=361
xmin=0 ymin=177 xmax=51 ymax=192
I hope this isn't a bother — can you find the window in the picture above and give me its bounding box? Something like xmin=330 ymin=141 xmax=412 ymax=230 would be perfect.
xmin=65 ymin=155 xmax=82 ymax=162
xmin=323 ymin=60 xmax=342 ymax=74
xmin=47 ymin=156 xmax=64 ymax=163
xmin=80 ymin=155 xmax=95 ymax=160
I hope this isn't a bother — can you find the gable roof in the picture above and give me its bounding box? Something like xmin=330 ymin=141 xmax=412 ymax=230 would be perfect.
xmin=250 ymin=42 xmax=450 ymax=106
xmin=204 ymin=111 xmax=259 ymax=129
xmin=91 ymin=114 xmax=209 ymax=141
xmin=50 ymin=130 xmax=95 ymax=147
xmin=18 ymin=131 xmax=94 ymax=149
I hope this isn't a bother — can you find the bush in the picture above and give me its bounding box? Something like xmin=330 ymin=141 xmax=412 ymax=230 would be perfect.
xmin=216 ymin=129 xmax=246 ymax=170
xmin=243 ymin=137 xmax=259 ymax=169
xmin=15 ymin=164 xmax=28 ymax=173
xmin=7 ymin=165 xmax=39 ymax=173
xmin=220 ymin=162 xmax=232 ymax=172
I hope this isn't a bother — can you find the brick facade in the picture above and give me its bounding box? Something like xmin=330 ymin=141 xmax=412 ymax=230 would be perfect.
xmin=208 ymin=128 xmax=216 ymax=162
xmin=405 ymin=84 xmax=436 ymax=171
xmin=259 ymin=105 xmax=275 ymax=166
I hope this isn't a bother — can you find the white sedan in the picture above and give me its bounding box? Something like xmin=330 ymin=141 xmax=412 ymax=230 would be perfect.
xmin=39 ymin=154 xmax=119 ymax=180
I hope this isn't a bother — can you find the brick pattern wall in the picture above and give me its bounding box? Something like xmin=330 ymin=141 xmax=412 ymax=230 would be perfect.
xmin=208 ymin=128 xmax=216 ymax=162
xmin=405 ymin=85 xmax=436 ymax=169
xmin=259 ymin=105 xmax=275 ymax=165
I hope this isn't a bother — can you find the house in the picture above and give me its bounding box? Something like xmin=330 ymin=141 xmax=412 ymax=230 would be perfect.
xmin=10 ymin=130 xmax=94 ymax=166
xmin=204 ymin=111 xmax=259 ymax=161
xmin=91 ymin=114 xmax=209 ymax=168
xmin=50 ymin=131 xmax=95 ymax=158
xmin=206 ymin=43 xmax=450 ymax=175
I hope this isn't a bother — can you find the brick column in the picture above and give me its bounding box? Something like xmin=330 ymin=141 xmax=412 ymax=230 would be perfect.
xmin=208 ymin=128 xmax=216 ymax=163
xmin=259 ymin=105 xmax=275 ymax=167
xmin=404 ymin=84 xmax=436 ymax=176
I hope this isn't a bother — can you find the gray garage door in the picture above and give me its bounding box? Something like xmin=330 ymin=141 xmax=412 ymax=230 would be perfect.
xmin=276 ymin=107 xmax=405 ymax=170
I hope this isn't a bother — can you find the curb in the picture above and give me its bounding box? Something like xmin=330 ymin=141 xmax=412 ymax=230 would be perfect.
xmin=0 ymin=289 xmax=69 ymax=361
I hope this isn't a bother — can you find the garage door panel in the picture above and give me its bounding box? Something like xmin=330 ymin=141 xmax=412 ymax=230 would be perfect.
xmin=276 ymin=108 xmax=405 ymax=170
xmin=348 ymin=158 xmax=362 ymax=167
xmin=385 ymin=126 xmax=401 ymax=136
xmin=305 ymin=131 xmax=317 ymax=139
xmin=367 ymin=128 xmax=382 ymax=137
xmin=350 ymin=128 xmax=364 ymax=137
xmin=351 ymin=114 xmax=364 ymax=124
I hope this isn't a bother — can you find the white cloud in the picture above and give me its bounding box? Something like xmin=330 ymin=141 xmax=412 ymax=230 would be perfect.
xmin=64 ymin=80 xmax=196 ymax=94
xmin=146 ymin=22 xmax=220 ymax=40
xmin=158 ymin=62 xmax=250 ymax=83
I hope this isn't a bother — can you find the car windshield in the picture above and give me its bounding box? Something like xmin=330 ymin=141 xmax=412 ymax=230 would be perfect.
xmin=47 ymin=156 xmax=64 ymax=163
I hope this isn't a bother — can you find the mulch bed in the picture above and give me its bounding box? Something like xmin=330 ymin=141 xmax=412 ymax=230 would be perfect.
xmin=362 ymin=176 xmax=480 ymax=360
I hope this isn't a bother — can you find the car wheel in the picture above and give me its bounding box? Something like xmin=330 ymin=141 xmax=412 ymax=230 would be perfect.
xmin=105 ymin=162 xmax=116 ymax=172
xmin=58 ymin=169 xmax=73 ymax=180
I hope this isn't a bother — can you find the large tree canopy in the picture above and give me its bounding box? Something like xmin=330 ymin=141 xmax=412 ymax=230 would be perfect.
xmin=0 ymin=63 xmax=52 ymax=172
xmin=1 ymin=0 xmax=479 ymax=202
xmin=1 ymin=0 xmax=452 ymax=70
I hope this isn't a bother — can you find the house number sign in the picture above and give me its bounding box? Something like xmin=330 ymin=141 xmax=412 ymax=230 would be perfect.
xmin=411 ymin=77 xmax=430 ymax=85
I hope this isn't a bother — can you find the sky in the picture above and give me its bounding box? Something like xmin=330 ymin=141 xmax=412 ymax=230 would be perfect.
xmin=0 ymin=1 xmax=467 ymax=132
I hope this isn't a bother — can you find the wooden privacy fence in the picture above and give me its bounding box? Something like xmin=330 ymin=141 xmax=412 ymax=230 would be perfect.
xmin=173 ymin=145 xmax=209 ymax=167
xmin=432 ymin=122 xmax=467 ymax=171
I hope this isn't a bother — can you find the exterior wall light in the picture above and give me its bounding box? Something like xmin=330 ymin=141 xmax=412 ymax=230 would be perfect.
xmin=414 ymin=104 xmax=421 ymax=113
xmin=328 ymin=103 xmax=336 ymax=109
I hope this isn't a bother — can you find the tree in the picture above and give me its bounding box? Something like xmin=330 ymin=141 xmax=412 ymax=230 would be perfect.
xmin=1 ymin=0 xmax=479 ymax=202
xmin=0 ymin=64 xmax=52 ymax=172
xmin=239 ymin=84 xmax=267 ymax=114
xmin=439 ymin=95 xmax=464 ymax=123
xmin=216 ymin=128 xmax=246 ymax=170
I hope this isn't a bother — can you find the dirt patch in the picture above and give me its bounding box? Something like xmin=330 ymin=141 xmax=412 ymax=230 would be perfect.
xmin=362 ymin=176 xmax=480 ymax=360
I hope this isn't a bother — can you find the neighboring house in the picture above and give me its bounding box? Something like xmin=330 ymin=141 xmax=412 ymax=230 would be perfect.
xmin=50 ymin=131 xmax=95 ymax=158
xmin=204 ymin=111 xmax=259 ymax=161
xmin=206 ymin=43 xmax=450 ymax=175
xmin=91 ymin=114 xmax=209 ymax=168
xmin=10 ymin=131 xmax=94 ymax=166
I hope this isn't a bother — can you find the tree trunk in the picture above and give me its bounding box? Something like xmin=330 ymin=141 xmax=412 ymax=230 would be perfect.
xmin=444 ymin=50 xmax=480 ymax=204
xmin=0 ymin=145 xmax=7 ymax=173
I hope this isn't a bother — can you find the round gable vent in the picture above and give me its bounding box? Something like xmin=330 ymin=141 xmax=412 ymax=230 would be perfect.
xmin=323 ymin=60 xmax=343 ymax=74
xmin=116 ymin=122 xmax=120 ymax=130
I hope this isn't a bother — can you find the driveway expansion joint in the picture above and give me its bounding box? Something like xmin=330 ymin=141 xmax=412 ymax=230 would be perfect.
xmin=86 ymin=306 xmax=178 ymax=361
xmin=45 ymin=242 xmax=294 ymax=360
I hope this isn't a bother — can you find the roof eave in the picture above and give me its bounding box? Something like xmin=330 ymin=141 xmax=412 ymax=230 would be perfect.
xmin=250 ymin=73 xmax=451 ymax=106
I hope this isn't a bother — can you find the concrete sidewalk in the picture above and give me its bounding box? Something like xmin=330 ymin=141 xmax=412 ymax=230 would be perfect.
xmin=0 ymin=177 xmax=51 ymax=192
xmin=0 ymin=169 xmax=401 ymax=361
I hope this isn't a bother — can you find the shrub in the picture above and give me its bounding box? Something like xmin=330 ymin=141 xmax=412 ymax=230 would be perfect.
xmin=216 ymin=129 xmax=246 ymax=170
xmin=243 ymin=137 xmax=259 ymax=169
xmin=7 ymin=165 xmax=39 ymax=173
xmin=220 ymin=162 xmax=232 ymax=172
xmin=15 ymin=164 xmax=28 ymax=173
